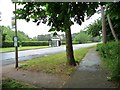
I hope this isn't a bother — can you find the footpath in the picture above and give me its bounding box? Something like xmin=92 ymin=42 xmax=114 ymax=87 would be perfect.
xmin=2 ymin=48 xmax=118 ymax=89
xmin=63 ymin=48 xmax=118 ymax=88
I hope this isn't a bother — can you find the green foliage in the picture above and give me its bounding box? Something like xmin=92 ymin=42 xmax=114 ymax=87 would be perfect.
xmin=87 ymin=19 xmax=102 ymax=37
xmin=2 ymin=41 xmax=20 ymax=48
xmin=0 ymin=26 xmax=30 ymax=42
xmin=21 ymin=41 xmax=48 ymax=46
xmin=15 ymin=2 xmax=99 ymax=65
xmin=74 ymin=31 xmax=91 ymax=44
xmin=17 ymin=31 xmax=30 ymax=42
xmin=1 ymin=41 xmax=48 ymax=48
xmin=106 ymin=2 xmax=120 ymax=20
xmin=61 ymin=41 xmax=79 ymax=45
xmin=2 ymin=78 xmax=34 ymax=88
xmin=87 ymin=2 xmax=120 ymax=41
xmin=15 ymin=2 xmax=99 ymax=31
xmin=2 ymin=41 xmax=14 ymax=48
xmin=97 ymin=42 xmax=120 ymax=81
xmin=19 ymin=47 xmax=91 ymax=75
xmin=33 ymin=34 xmax=51 ymax=41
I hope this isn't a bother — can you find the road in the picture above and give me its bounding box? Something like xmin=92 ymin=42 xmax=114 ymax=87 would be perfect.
xmin=0 ymin=43 xmax=97 ymax=66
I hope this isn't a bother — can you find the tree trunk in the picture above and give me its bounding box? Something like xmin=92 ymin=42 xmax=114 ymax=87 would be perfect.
xmin=65 ymin=27 xmax=76 ymax=66
xmin=101 ymin=5 xmax=107 ymax=44
xmin=107 ymin=14 xmax=118 ymax=42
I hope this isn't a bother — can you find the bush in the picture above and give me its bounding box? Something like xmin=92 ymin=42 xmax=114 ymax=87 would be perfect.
xmin=96 ymin=42 xmax=120 ymax=81
xmin=73 ymin=31 xmax=91 ymax=44
xmin=21 ymin=41 xmax=48 ymax=46
xmin=1 ymin=41 xmax=49 ymax=48
xmin=61 ymin=41 xmax=79 ymax=45
xmin=72 ymin=41 xmax=80 ymax=44
xmin=2 ymin=41 xmax=20 ymax=48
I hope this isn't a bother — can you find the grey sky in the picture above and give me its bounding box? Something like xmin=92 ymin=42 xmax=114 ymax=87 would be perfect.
xmin=0 ymin=0 xmax=101 ymax=38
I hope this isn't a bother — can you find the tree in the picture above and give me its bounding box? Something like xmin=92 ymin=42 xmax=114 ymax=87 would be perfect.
xmin=106 ymin=2 xmax=120 ymax=41
xmin=15 ymin=2 xmax=99 ymax=66
xmin=87 ymin=2 xmax=120 ymax=41
xmin=101 ymin=5 xmax=107 ymax=43
xmin=34 ymin=34 xmax=51 ymax=41
xmin=0 ymin=26 xmax=30 ymax=42
xmin=0 ymin=26 xmax=7 ymax=42
xmin=107 ymin=14 xmax=118 ymax=41
xmin=74 ymin=31 xmax=91 ymax=44
xmin=87 ymin=19 xmax=102 ymax=37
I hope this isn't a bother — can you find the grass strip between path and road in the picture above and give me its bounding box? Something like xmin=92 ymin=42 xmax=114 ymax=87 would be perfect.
xmin=19 ymin=46 xmax=95 ymax=76
xmin=0 ymin=46 xmax=49 ymax=52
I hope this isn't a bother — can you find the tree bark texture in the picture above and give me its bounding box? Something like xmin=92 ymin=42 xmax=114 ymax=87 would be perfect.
xmin=101 ymin=5 xmax=107 ymax=44
xmin=107 ymin=14 xmax=118 ymax=42
xmin=65 ymin=27 xmax=76 ymax=66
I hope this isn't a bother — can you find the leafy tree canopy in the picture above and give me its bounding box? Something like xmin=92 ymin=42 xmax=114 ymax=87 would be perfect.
xmin=14 ymin=2 xmax=99 ymax=66
xmin=0 ymin=26 xmax=30 ymax=42
xmin=86 ymin=2 xmax=120 ymax=41
xmin=74 ymin=31 xmax=91 ymax=44
xmin=15 ymin=2 xmax=99 ymax=31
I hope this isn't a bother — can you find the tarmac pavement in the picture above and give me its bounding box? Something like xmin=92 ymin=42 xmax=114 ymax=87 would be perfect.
xmin=63 ymin=48 xmax=118 ymax=88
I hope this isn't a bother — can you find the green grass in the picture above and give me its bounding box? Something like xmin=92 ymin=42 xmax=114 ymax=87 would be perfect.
xmin=96 ymin=42 xmax=120 ymax=81
xmin=2 ymin=78 xmax=35 ymax=89
xmin=19 ymin=46 xmax=94 ymax=76
xmin=0 ymin=46 xmax=49 ymax=52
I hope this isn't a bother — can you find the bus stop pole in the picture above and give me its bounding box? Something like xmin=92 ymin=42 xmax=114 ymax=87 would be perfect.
xmin=15 ymin=3 xmax=18 ymax=68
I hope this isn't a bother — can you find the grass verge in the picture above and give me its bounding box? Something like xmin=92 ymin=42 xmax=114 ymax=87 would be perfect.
xmin=19 ymin=46 xmax=94 ymax=76
xmin=96 ymin=42 xmax=120 ymax=81
xmin=2 ymin=78 xmax=35 ymax=89
xmin=0 ymin=46 xmax=49 ymax=52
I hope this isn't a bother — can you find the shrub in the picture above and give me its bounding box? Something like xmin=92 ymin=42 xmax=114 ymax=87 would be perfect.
xmin=96 ymin=42 xmax=120 ymax=81
xmin=2 ymin=41 xmax=20 ymax=48
xmin=21 ymin=41 xmax=48 ymax=46
xmin=73 ymin=31 xmax=91 ymax=44
xmin=61 ymin=41 xmax=79 ymax=45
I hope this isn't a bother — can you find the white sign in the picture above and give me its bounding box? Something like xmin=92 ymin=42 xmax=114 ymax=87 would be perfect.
xmin=14 ymin=36 xmax=18 ymax=47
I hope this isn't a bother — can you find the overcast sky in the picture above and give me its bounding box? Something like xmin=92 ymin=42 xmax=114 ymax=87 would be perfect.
xmin=0 ymin=0 xmax=101 ymax=38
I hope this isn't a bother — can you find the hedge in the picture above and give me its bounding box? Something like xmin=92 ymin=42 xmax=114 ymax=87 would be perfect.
xmin=96 ymin=42 xmax=120 ymax=81
xmin=21 ymin=41 xmax=48 ymax=46
xmin=2 ymin=41 xmax=20 ymax=48
xmin=61 ymin=41 xmax=79 ymax=45
xmin=1 ymin=41 xmax=49 ymax=48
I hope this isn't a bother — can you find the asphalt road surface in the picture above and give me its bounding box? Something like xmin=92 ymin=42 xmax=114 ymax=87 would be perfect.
xmin=1 ymin=43 xmax=98 ymax=66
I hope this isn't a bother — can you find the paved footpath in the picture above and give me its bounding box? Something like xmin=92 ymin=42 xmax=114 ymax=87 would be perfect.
xmin=63 ymin=48 xmax=118 ymax=88
xmin=1 ymin=48 xmax=119 ymax=89
xmin=2 ymin=64 xmax=66 ymax=88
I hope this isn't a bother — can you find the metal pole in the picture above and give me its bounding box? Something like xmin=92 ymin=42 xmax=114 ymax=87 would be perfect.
xmin=15 ymin=3 xmax=18 ymax=68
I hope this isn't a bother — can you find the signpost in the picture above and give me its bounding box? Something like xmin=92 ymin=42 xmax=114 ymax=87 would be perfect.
xmin=12 ymin=3 xmax=18 ymax=68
